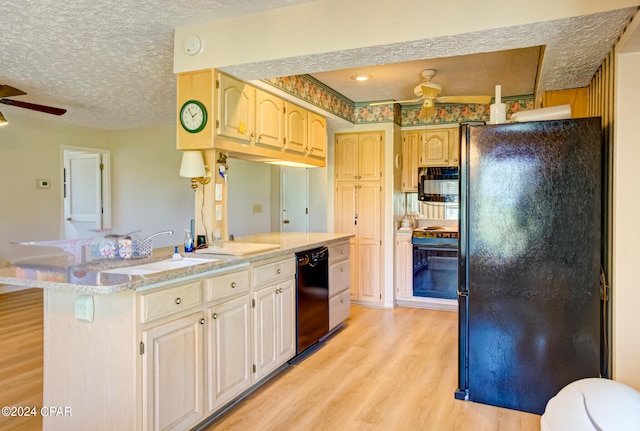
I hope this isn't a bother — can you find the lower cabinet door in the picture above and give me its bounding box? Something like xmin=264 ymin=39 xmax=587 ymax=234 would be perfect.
xmin=276 ymin=279 xmax=296 ymax=363
xmin=142 ymin=312 xmax=205 ymax=431
xmin=253 ymin=278 xmax=296 ymax=382
xmin=253 ymin=285 xmax=278 ymax=380
xmin=207 ymin=295 xmax=251 ymax=413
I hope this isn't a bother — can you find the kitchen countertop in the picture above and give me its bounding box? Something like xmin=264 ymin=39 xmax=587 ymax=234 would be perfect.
xmin=0 ymin=232 xmax=353 ymax=294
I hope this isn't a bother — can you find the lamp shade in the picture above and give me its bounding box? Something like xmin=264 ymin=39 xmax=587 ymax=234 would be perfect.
xmin=179 ymin=151 xmax=206 ymax=178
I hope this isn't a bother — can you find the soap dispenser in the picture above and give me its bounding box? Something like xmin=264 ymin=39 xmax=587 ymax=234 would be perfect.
xmin=184 ymin=229 xmax=194 ymax=253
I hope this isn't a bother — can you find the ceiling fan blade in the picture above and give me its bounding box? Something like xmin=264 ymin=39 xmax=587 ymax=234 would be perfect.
xmin=369 ymin=98 xmax=421 ymax=106
xmin=437 ymin=95 xmax=492 ymax=104
xmin=0 ymin=99 xmax=67 ymax=116
xmin=421 ymin=85 xmax=441 ymax=99
xmin=0 ymin=85 xmax=27 ymax=98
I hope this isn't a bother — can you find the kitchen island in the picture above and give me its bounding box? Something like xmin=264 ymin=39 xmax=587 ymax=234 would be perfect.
xmin=0 ymin=232 xmax=352 ymax=431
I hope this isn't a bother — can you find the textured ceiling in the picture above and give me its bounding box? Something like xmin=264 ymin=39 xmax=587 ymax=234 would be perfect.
xmin=0 ymin=2 xmax=637 ymax=130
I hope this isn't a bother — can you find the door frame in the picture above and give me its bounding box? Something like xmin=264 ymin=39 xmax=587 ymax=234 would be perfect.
xmin=60 ymin=145 xmax=112 ymax=239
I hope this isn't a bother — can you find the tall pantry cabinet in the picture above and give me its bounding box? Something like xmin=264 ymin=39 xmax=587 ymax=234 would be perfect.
xmin=334 ymin=131 xmax=384 ymax=305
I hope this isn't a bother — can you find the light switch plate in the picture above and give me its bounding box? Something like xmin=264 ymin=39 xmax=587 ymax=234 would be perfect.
xmin=36 ymin=178 xmax=51 ymax=189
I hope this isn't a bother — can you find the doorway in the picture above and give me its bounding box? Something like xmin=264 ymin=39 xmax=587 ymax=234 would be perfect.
xmin=62 ymin=147 xmax=111 ymax=239
xmin=280 ymin=167 xmax=308 ymax=232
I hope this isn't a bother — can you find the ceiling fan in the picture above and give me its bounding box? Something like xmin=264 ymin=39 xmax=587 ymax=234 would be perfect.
xmin=0 ymin=84 xmax=67 ymax=122
xmin=370 ymin=69 xmax=492 ymax=119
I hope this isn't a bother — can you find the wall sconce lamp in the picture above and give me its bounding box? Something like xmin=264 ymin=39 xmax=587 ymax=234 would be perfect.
xmin=179 ymin=151 xmax=211 ymax=190
xmin=0 ymin=111 xmax=8 ymax=126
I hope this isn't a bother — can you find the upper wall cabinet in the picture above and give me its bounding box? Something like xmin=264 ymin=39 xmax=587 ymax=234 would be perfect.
xmin=176 ymin=69 xmax=326 ymax=167
xmin=417 ymin=128 xmax=459 ymax=167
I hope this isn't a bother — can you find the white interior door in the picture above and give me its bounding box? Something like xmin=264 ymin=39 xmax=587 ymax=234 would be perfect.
xmin=280 ymin=167 xmax=308 ymax=232
xmin=63 ymin=151 xmax=103 ymax=239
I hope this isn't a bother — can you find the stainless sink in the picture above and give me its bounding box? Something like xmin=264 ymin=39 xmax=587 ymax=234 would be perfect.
xmin=101 ymin=257 xmax=218 ymax=275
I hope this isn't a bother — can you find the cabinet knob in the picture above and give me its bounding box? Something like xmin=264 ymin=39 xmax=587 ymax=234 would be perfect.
xmin=444 ymin=159 xmax=448 ymax=163
xmin=358 ymin=175 xmax=362 ymax=179
xmin=341 ymin=299 xmax=345 ymax=303
xmin=212 ymin=313 xmax=218 ymax=319
xmin=200 ymin=318 xmax=205 ymax=325
xmin=231 ymin=282 xmax=236 ymax=288
xmin=353 ymin=175 xmax=357 ymax=179
xmin=340 ymin=267 xmax=344 ymax=272
xmin=276 ymin=268 xmax=281 ymax=275
xmin=341 ymin=249 xmax=345 ymax=254
xmin=175 ymin=297 xmax=182 ymax=305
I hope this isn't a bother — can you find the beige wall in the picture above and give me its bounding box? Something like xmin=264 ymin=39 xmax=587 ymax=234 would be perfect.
xmin=0 ymin=114 xmax=110 ymax=265
xmin=0 ymin=115 xmax=193 ymax=266
xmin=614 ymin=18 xmax=640 ymax=389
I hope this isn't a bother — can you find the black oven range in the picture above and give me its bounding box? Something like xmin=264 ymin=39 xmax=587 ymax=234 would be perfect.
xmin=412 ymin=226 xmax=458 ymax=300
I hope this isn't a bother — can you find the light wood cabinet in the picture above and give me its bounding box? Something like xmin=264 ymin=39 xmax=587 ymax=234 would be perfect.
xmin=206 ymin=294 xmax=251 ymax=413
xmin=336 ymin=132 xmax=382 ymax=182
xmin=419 ymin=130 xmax=450 ymax=166
xmin=284 ymin=101 xmax=308 ymax=154
xmin=255 ymin=88 xmax=285 ymax=149
xmin=335 ymin=131 xmax=383 ymax=305
xmin=401 ymin=131 xmax=420 ymax=192
xmin=141 ymin=312 xmax=205 ymax=431
xmin=395 ymin=234 xmax=413 ymax=299
xmin=176 ymin=69 xmax=326 ymax=167
xmin=402 ymin=128 xmax=459 ymax=168
xmin=448 ymin=128 xmax=460 ymax=167
xmin=308 ymin=111 xmax=327 ymax=159
xmin=328 ymin=240 xmax=351 ymax=330
xmin=252 ymin=256 xmax=296 ymax=381
xmin=283 ymin=103 xmax=327 ymax=159
xmin=216 ymin=71 xmax=255 ymax=142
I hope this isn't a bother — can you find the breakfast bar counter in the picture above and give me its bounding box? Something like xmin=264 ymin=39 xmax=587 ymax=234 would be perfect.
xmin=0 ymin=232 xmax=352 ymax=431
xmin=0 ymin=232 xmax=352 ymax=294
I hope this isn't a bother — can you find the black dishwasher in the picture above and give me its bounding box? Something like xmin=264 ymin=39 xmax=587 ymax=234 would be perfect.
xmin=295 ymin=246 xmax=329 ymax=354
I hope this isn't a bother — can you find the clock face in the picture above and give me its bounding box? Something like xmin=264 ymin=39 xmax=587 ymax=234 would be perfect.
xmin=180 ymin=100 xmax=207 ymax=133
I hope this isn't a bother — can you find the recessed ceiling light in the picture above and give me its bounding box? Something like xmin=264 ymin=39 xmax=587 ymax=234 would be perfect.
xmin=351 ymin=74 xmax=371 ymax=82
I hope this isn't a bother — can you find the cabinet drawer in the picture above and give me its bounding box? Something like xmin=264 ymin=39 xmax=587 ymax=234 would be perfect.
xmin=329 ymin=260 xmax=350 ymax=297
xmin=329 ymin=289 xmax=350 ymax=330
xmin=204 ymin=269 xmax=249 ymax=302
xmin=252 ymin=257 xmax=295 ymax=287
xmin=328 ymin=241 xmax=350 ymax=264
xmin=140 ymin=281 xmax=202 ymax=323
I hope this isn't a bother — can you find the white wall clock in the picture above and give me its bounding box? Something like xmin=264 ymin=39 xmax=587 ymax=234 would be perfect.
xmin=179 ymin=100 xmax=207 ymax=133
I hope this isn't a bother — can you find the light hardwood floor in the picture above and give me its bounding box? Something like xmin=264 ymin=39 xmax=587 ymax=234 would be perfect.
xmin=0 ymin=291 xmax=540 ymax=431
xmin=0 ymin=288 xmax=43 ymax=431
xmin=205 ymin=305 xmax=540 ymax=431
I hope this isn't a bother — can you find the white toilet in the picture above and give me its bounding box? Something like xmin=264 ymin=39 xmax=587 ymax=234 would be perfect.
xmin=541 ymin=378 xmax=640 ymax=431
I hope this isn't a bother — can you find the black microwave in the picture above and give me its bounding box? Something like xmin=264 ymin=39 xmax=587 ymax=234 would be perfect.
xmin=418 ymin=167 xmax=459 ymax=202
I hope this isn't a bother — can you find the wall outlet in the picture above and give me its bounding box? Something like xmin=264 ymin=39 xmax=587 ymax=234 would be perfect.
xmin=253 ymin=204 xmax=262 ymax=213
xmin=74 ymin=295 xmax=94 ymax=322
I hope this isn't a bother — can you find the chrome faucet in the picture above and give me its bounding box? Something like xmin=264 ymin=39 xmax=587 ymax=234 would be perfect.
xmin=141 ymin=230 xmax=174 ymax=242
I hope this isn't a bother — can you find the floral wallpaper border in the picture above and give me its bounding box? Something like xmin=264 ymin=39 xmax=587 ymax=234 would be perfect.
xmin=263 ymin=74 xmax=534 ymax=126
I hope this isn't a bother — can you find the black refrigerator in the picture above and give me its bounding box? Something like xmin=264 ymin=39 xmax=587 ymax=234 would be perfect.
xmin=455 ymin=118 xmax=603 ymax=415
